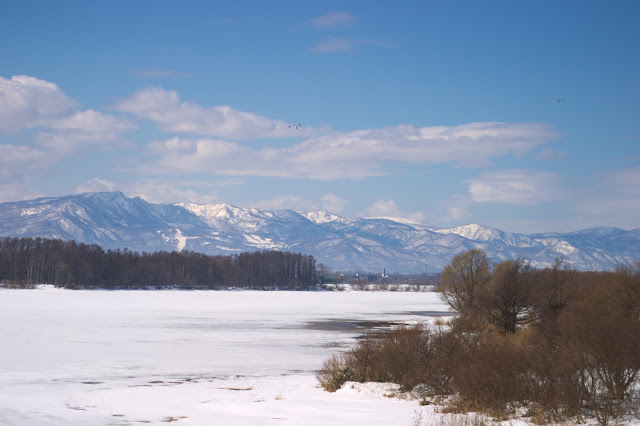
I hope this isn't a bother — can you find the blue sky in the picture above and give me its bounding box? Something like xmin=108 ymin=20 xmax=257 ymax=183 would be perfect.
xmin=1 ymin=0 xmax=638 ymax=233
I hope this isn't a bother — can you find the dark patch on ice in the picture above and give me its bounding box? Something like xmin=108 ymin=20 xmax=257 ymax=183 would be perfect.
xmin=161 ymin=416 xmax=188 ymax=422
xmin=287 ymin=369 xmax=306 ymax=374
xmin=81 ymin=381 xmax=103 ymax=385
xmin=314 ymin=340 xmax=352 ymax=349
xmin=66 ymin=404 xmax=87 ymax=411
xmin=393 ymin=310 xmax=455 ymax=317
xmin=215 ymin=386 xmax=253 ymax=391
xmin=305 ymin=319 xmax=401 ymax=332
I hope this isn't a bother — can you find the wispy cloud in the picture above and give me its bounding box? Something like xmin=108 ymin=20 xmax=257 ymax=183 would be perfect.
xmin=0 ymin=74 xmax=136 ymax=201
xmin=253 ymin=195 xmax=317 ymax=212
xmin=0 ymin=144 xmax=52 ymax=177
xmin=604 ymin=166 xmax=640 ymax=196
xmin=440 ymin=195 xmax=473 ymax=224
xmin=136 ymin=122 xmax=556 ymax=180
xmin=570 ymin=166 xmax=640 ymax=230
xmin=112 ymin=87 xmax=319 ymax=140
xmin=124 ymin=178 xmax=237 ymax=204
xmin=535 ymin=147 xmax=569 ymax=160
xmin=310 ymin=38 xmax=355 ymax=54
xmin=309 ymin=38 xmax=390 ymax=54
xmin=469 ymin=169 xmax=565 ymax=205
xmin=0 ymin=144 xmax=51 ymax=202
xmin=0 ymin=75 xmax=135 ymax=143
xmin=75 ymin=178 xmax=118 ymax=194
xmin=311 ymin=12 xmax=356 ymax=30
xmin=362 ymin=199 xmax=425 ymax=223
xmin=322 ymin=193 xmax=347 ymax=213
xmin=34 ymin=109 xmax=136 ymax=152
xmin=248 ymin=193 xmax=347 ymax=214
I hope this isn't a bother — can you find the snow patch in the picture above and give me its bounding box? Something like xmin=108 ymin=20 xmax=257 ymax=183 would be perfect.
xmin=21 ymin=207 xmax=44 ymax=216
xmin=303 ymin=210 xmax=342 ymax=224
xmin=554 ymin=240 xmax=577 ymax=255
xmin=436 ymin=224 xmax=498 ymax=241
xmin=368 ymin=216 xmax=423 ymax=226
xmin=174 ymin=229 xmax=187 ymax=252
xmin=243 ymin=234 xmax=280 ymax=249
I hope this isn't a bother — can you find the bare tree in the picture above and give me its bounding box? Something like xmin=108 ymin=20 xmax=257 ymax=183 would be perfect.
xmin=533 ymin=257 xmax=580 ymax=327
xmin=439 ymin=249 xmax=491 ymax=316
xmin=610 ymin=260 xmax=640 ymax=320
xmin=480 ymin=258 xmax=539 ymax=334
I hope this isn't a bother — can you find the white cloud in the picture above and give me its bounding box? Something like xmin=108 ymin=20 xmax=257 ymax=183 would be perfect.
xmin=125 ymin=179 xmax=226 ymax=205
xmin=0 ymin=75 xmax=135 ymax=152
xmin=0 ymin=144 xmax=52 ymax=175
xmin=0 ymin=144 xmax=49 ymax=202
xmin=136 ymin=122 xmax=555 ymax=180
xmin=445 ymin=207 xmax=471 ymax=222
xmin=362 ymin=199 xmax=425 ymax=223
xmin=363 ymin=200 xmax=402 ymax=217
xmin=238 ymin=193 xmax=346 ymax=214
xmin=439 ymin=195 xmax=473 ymax=224
xmin=0 ymin=75 xmax=78 ymax=132
xmin=112 ymin=87 xmax=318 ymax=140
xmin=310 ymin=38 xmax=355 ymax=54
xmin=571 ymin=166 xmax=640 ymax=230
xmin=604 ymin=166 xmax=640 ymax=196
xmin=469 ymin=169 xmax=564 ymax=205
xmin=35 ymin=109 xmax=136 ymax=151
xmin=535 ymin=147 xmax=569 ymax=160
xmin=75 ymin=178 xmax=118 ymax=194
xmin=0 ymin=183 xmax=41 ymax=203
xmin=310 ymin=38 xmax=391 ymax=54
xmin=322 ymin=193 xmax=347 ymax=213
xmin=35 ymin=129 xmax=124 ymax=152
xmin=50 ymin=109 xmax=135 ymax=133
xmin=253 ymin=195 xmax=317 ymax=212
xmin=0 ymin=75 xmax=138 ymax=200
xmin=311 ymin=13 xmax=356 ymax=30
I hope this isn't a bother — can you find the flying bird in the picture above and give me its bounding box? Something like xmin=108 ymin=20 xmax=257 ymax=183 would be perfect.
xmin=557 ymin=98 xmax=565 ymax=103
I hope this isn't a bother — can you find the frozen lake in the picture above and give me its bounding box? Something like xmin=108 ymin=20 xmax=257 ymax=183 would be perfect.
xmin=0 ymin=288 xmax=450 ymax=425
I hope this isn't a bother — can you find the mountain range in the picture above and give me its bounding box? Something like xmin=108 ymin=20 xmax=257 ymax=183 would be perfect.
xmin=0 ymin=192 xmax=638 ymax=273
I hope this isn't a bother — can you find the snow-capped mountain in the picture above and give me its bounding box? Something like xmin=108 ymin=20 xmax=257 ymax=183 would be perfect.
xmin=0 ymin=192 xmax=638 ymax=273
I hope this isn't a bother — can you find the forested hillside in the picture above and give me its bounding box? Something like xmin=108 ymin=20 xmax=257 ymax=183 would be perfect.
xmin=0 ymin=237 xmax=316 ymax=289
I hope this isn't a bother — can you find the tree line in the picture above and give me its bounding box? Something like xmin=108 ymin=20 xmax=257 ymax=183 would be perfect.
xmin=319 ymin=249 xmax=640 ymax=424
xmin=0 ymin=237 xmax=316 ymax=289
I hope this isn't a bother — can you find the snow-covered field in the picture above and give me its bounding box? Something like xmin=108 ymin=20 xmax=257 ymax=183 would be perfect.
xmin=0 ymin=287 xmax=455 ymax=425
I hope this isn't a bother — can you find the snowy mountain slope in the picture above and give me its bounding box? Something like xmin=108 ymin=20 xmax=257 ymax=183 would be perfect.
xmin=0 ymin=192 xmax=210 ymax=253
xmin=0 ymin=192 xmax=638 ymax=273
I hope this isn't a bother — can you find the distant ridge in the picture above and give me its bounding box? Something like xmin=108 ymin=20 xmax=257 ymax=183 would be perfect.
xmin=0 ymin=192 xmax=638 ymax=273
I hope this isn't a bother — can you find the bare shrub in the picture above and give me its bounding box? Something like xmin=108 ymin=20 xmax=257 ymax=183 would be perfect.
xmin=447 ymin=331 xmax=536 ymax=417
xmin=318 ymin=253 xmax=640 ymax=424
xmin=371 ymin=325 xmax=434 ymax=391
xmin=316 ymin=354 xmax=355 ymax=392
xmin=1 ymin=281 xmax=37 ymax=289
xmin=349 ymin=281 xmax=366 ymax=291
